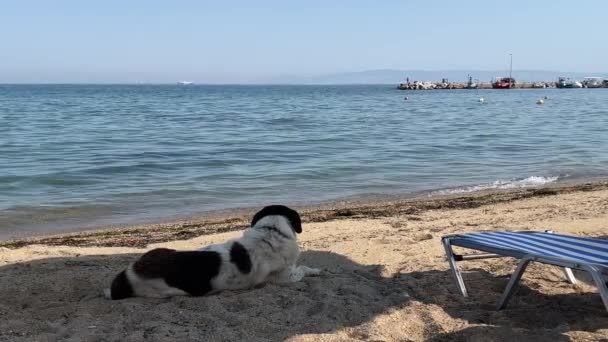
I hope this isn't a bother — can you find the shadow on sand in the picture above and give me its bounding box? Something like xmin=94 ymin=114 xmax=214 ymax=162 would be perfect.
xmin=1 ymin=250 xmax=607 ymax=341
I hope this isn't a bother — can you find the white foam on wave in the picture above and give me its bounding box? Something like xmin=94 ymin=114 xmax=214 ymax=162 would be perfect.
xmin=432 ymin=176 xmax=560 ymax=196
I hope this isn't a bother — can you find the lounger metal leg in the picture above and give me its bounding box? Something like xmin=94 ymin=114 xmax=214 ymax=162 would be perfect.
xmin=545 ymin=231 xmax=578 ymax=285
xmin=564 ymin=267 xmax=577 ymax=285
xmin=443 ymin=237 xmax=468 ymax=297
xmin=580 ymin=264 xmax=608 ymax=312
xmin=497 ymin=256 xmax=532 ymax=310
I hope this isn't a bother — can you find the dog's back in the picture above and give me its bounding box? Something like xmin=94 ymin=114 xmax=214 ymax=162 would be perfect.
xmin=105 ymin=248 xmax=222 ymax=299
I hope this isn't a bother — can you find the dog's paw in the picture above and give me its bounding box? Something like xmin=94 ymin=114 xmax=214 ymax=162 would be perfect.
xmin=305 ymin=267 xmax=322 ymax=276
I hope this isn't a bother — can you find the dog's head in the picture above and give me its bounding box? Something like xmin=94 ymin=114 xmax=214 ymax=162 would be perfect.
xmin=251 ymin=205 xmax=302 ymax=234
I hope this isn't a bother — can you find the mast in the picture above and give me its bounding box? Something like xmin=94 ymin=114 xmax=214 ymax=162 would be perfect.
xmin=509 ymin=53 xmax=513 ymax=88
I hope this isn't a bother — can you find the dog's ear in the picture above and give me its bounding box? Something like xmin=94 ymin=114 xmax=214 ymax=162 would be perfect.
xmin=251 ymin=205 xmax=302 ymax=234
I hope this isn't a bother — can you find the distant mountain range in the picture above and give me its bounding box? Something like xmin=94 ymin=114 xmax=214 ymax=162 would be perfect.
xmin=275 ymin=69 xmax=608 ymax=84
xmin=2 ymin=69 xmax=606 ymax=85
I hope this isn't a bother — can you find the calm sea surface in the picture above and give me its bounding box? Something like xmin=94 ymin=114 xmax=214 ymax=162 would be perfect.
xmin=1 ymin=85 xmax=607 ymax=239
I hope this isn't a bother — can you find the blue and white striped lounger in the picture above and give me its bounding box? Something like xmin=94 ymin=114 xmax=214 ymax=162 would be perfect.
xmin=442 ymin=231 xmax=608 ymax=311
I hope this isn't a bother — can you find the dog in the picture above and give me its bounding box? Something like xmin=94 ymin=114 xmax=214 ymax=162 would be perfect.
xmin=104 ymin=205 xmax=320 ymax=299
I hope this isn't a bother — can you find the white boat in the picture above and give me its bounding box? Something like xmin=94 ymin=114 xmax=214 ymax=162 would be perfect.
xmin=556 ymin=77 xmax=583 ymax=88
xmin=177 ymin=81 xmax=194 ymax=85
xmin=583 ymin=77 xmax=604 ymax=88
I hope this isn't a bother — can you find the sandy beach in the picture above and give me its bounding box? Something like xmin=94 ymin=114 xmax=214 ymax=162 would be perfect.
xmin=2 ymin=181 xmax=608 ymax=341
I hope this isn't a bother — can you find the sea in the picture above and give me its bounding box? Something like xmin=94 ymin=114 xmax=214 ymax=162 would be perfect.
xmin=1 ymin=84 xmax=607 ymax=239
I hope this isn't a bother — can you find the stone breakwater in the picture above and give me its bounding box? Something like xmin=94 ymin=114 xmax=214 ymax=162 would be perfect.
xmin=397 ymin=81 xmax=606 ymax=90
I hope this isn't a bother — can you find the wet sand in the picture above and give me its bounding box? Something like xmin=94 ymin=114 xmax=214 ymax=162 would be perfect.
xmin=1 ymin=180 xmax=608 ymax=341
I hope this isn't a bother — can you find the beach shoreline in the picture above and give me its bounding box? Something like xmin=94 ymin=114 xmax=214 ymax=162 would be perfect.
xmin=0 ymin=173 xmax=574 ymax=241
xmin=3 ymin=177 xmax=607 ymax=248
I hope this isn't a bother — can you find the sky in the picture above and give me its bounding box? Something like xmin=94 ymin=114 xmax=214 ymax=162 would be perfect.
xmin=1 ymin=0 xmax=606 ymax=83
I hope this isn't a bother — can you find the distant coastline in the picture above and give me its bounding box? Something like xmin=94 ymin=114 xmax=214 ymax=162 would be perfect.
xmin=2 ymin=69 xmax=608 ymax=85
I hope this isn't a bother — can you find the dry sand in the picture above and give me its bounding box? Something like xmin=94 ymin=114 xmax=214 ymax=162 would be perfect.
xmin=1 ymin=182 xmax=608 ymax=341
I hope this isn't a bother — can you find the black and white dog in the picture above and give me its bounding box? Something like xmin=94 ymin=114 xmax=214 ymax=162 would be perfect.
xmin=105 ymin=205 xmax=320 ymax=299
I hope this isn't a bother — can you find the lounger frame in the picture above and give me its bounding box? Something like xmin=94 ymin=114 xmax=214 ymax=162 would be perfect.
xmin=442 ymin=232 xmax=608 ymax=311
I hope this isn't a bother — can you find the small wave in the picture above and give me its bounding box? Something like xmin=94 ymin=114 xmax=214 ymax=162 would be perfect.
xmin=431 ymin=176 xmax=559 ymax=196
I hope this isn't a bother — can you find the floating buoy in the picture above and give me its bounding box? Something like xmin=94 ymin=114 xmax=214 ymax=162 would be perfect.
xmin=479 ymin=97 xmax=485 ymax=103
xmin=544 ymin=96 xmax=548 ymax=100
xmin=537 ymin=99 xmax=544 ymax=105
xmin=404 ymin=96 xmax=409 ymax=100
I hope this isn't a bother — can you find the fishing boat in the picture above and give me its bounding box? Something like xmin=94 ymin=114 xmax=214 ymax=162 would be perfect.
xmin=492 ymin=54 xmax=515 ymax=89
xmin=492 ymin=77 xmax=515 ymax=89
xmin=464 ymin=75 xmax=478 ymax=89
xmin=177 ymin=81 xmax=194 ymax=85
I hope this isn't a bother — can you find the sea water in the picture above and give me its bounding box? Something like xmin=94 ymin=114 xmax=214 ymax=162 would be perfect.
xmin=1 ymin=84 xmax=607 ymax=238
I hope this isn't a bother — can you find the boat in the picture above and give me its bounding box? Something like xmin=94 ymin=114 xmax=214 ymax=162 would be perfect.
xmin=464 ymin=75 xmax=478 ymax=89
xmin=177 ymin=81 xmax=194 ymax=85
xmin=556 ymin=77 xmax=583 ymax=88
xmin=492 ymin=54 xmax=515 ymax=89
xmin=583 ymin=77 xmax=604 ymax=88
xmin=492 ymin=77 xmax=515 ymax=89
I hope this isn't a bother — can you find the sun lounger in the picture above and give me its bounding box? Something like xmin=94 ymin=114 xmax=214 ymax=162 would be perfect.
xmin=442 ymin=231 xmax=608 ymax=311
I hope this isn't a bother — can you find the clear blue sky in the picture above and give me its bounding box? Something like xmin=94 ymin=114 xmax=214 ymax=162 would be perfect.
xmin=1 ymin=0 xmax=606 ymax=83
